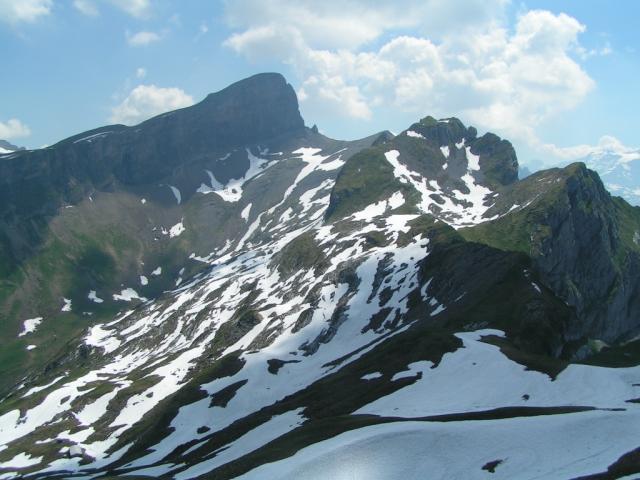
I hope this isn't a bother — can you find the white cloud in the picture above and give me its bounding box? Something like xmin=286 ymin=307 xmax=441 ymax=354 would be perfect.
xmin=299 ymin=75 xmax=372 ymax=119
xmin=224 ymin=4 xmax=594 ymax=147
xmin=542 ymin=136 xmax=640 ymax=163
xmin=0 ymin=118 xmax=31 ymax=139
xmin=108 ymin=0 xmax=150 ymax=18
xmin=73 ymin=0 xmax=98 ymax=16
xmin=136 ymin=67 xmax=147 ymax=79
xmin=576 ymin=42 xmax=613 ymax=60
xmin=110 ymin=85 xmax=194 ymax=125
xmin=127 ymin=30 xmax=161 ymax=47
xmin=74 ymin=0 xmax=150 ymax=18
xmin=0 ymin=0 xmax=52 ymax=23
xmin=224 ymin=0 xmax=509 ymax=51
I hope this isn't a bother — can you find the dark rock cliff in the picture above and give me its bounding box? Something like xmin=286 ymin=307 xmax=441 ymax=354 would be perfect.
xmin=463 ymin=162 xmax=640 ymax=348
xmin=531 ymin=164 xmax=640 ymax=345
xmin=0 ymin=73 xmax=305 ymax=263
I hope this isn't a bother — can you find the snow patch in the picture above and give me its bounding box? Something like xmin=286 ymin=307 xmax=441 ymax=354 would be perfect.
xmin=61 ymin=298 xmax=72 ymax=312
xmin=113 ymin=289 xmax=148 ymax=302
xmin=88 ymin=291 xmax=104 ymax=304
xmin=19 ymin=317 xmax=42 ymax=337
xmin=168 ymin=185 xmax=182 ymax=205
xmin=465 ymin=146 xmax=481 ymax=171
xmin=241 ymin=203 xmax=252 ymax=222
xmin=198 ymin=150 xmax=271 ymax=203
xmin=169 ymin=220 xmax=185 ymax=238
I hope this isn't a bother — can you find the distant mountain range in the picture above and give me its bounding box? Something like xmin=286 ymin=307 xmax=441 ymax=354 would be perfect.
xmin=1 ymin=73 xmax=639 ymax=479
xmin=0 ymin=139 xmax=24 ymax=154
xmin=580 ymin=145 xmax=640 ymax=205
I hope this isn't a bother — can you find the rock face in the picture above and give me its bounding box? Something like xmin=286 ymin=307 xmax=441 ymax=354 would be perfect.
xmin=0 ymin=76 xmax=380 ymax=396
xmin=0 ymin=73 xmax=305 ymax=264
xmin=462 ymin=163 xmax=640 ymax=346
xmin=530 ymin=165 xmax=640 ymax=344
xmin=326 ymin=116 xmax=518 ymax=222
xmin=2 ymin=74 xmax=640 ymax=480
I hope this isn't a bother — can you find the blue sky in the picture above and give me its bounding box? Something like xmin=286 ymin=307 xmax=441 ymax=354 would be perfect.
xmin=0 ymin=0 xmax=638 ymax=170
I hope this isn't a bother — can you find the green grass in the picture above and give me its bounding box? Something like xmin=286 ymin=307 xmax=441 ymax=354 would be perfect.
xmin=578 ymin=339 xmax=640 ymax=368
xmin=274 ymin=231 xmax=329 ymax=275
xmin=325 ymin=148 xmax=411 ymax=221
xmin=105 ymin=352 xmax=245 ymax=465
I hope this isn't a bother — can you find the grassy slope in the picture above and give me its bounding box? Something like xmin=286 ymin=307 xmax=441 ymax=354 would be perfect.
xmin=0 ymin=191 xmax=200 ymax=396
xmin=325 ymin=148 xmax=418 ymax=221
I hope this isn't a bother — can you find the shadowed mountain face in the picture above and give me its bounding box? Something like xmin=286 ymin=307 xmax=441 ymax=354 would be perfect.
xmin=0 ymin=73 xmax=382 ymax=397
xmin=0 ymin=73 xmax=304 ymax=261
xmin=1 ymin=74 xmax=640 ymax=480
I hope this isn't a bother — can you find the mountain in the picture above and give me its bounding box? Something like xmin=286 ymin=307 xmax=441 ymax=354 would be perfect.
xmin=1 ymin=74 xmax=640 ymax=479
xmin=0 ymin=140 xmax=24 ymax=154
xmin=579 ymin=140 xmax=640 ymax=205
xmin=564 ymin=136 xmax=640 ymax=205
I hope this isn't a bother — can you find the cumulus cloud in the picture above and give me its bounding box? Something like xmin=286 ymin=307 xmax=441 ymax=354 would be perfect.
xmin=223 ymin=1 xmax=595 ymax=150
xmin=110 ymin=85 xmax=194 ymax=125
xmin=0 ymin=118 xmax=31 ymax=139
xmin=136 ymin=67 xmax=147 ymax=79
xmin=73 ymin=0 xmax=98 ymax=16
xmin=0 ymin=0 xmax=52 ymax=23
xmin=224 ymin=0 xmax=509 ymax=51
xmin=127 ymin=30 xmax=161 ymax=47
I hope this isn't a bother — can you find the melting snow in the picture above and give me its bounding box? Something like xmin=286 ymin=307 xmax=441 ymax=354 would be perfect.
xmin=406 ymin=130 xmax=425 ymax=139
xmin=237 ymin=412 xmax=640 ymax=480
xmin=384 ymin=150 xmax=493 ymax=227
xmin=85 ymin=324 xmax=121 ymax=354
xmin=88 ymin=291 xmax=104 ymax=304
xmin=18 ymin=317 xmax=42 ymax=337
xmin=352 ymin=192 xmax=405 ymax=222
xmin=1 ymin=452 xmax=43 ymax=469
xmin=23 ymin=376 xmax=66 ymax=397
xmin=168 ymin=185 xmax=182 ymax=205
xmin=72 ymin=132 xmax=111 ymax=144
xmin=112 ymin=289 xmax=148 ymax=302
xmin=198 ymin=150 xmax=271 ymax=203
xmin=465 ymin=146 xmax=481 ymax=171
xmin=61 ymin=298 xmax=72 ymax=312
xmin=241 ymin=203 xmax=252 ymax=222
xmin=169 ymin=220 xmax=185 ymax=238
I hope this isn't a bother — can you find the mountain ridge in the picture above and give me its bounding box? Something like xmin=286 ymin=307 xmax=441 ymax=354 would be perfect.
xmin=1 ymin=73 xmax=640 ymax=479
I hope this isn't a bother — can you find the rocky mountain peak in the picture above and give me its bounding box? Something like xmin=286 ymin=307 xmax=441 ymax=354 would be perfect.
xmin=326 ymin=115 xmax=519 ymax=223
xmin=165 ymin=72 xmax=305 ymax=146
xmin=2 ymin=74 xmax=640 ymax=480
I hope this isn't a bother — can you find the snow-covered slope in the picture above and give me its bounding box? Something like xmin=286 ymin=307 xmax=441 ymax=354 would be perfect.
xmin=1 ymin=95 xmax=640 ymax=479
